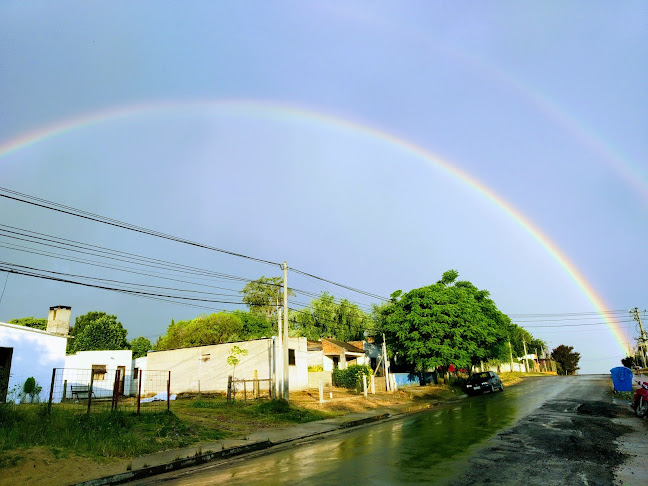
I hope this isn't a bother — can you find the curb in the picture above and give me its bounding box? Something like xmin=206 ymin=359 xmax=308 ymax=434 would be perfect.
xmin=74 ymin=413 xmax=394 ymax=485
xmin=75 ymin=441 xmax=273 ymax=486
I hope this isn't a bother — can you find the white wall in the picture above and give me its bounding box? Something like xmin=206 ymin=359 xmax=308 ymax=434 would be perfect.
xmin=145 ymin=337 xmax=309 ymax=395
xmin=64 ymin=350 xmax=133 ymax=398
xmin=0 ymin=322 xmax=67 ymax=403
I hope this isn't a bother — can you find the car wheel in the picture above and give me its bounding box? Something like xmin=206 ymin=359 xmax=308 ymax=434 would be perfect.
xmin=490 ymin=385 xmax=496 ymax=393
xmin=499 ymin=384 xmax=504 ymax=392
xmin=636 ymin=398 xmax=648 ymax=418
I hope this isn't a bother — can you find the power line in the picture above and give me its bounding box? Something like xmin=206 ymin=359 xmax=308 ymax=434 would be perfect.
xmin=0 ymin=186 xmax=281 ymax=267
xmin=290 ymin=267 xmax=389 ymax=301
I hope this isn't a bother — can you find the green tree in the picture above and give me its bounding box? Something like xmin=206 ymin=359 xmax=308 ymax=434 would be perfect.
xmin=551 ymin=345 xmax=581 ymax=375
xmin=156 ymin=313 xmax=243 ymax=350
xmin=227 ymin=345 xmax=248 ymax=381
xmin=130 ymin=337 xmax=153 ymax=359
xmin=232 ymin=310 xmax=274 ymax=338
xmin=8 ymin=317 xmax=47 ymax=331
xmin=378 ymin=270 xmax=510 ymax=373
xmin=292 ymin=292 xmax=370 ymax=342
xmin=241 ymin=276 xmax=294 ymax=319
xmin=68 ymin=312 xmax=129 ymax=354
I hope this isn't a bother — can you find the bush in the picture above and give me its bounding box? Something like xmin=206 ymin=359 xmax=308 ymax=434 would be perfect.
xmin=23 ymin=377 xmax=36 ymax=395
xmin=332 ymin=364 xmax=372 ymax=389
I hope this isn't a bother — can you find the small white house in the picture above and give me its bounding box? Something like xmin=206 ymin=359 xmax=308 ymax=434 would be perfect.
xmin=64 ymin=349 xmax=134 ymax=398
xmin=0 ymin=305 xmax=70 ymax=404
xmin=145 ymin=336 xmax=308 ymax=395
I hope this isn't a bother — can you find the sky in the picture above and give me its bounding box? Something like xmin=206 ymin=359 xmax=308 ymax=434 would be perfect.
xmin=0 ymin=1 xmax=646 ymax=374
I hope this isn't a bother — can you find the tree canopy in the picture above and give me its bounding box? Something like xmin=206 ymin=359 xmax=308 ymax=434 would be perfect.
xmin=155 ymin=312 xmax=244 ymax=350
xmin=551 ymin=344 xmax=581 ymax=375
xmin=68 ymin=311 xmax=129 ymax=354
xmin=292 ymin=292 xmax=371 ymax=342
xmin=130 ymin=336 xmax=153 ymax=359
xmin=377 ymin=270 xmax=514 ymax=372
xmin=240 ymin=276 xmax=294 ymax=319
xmin=8 ymin=317 xmax=47 ymax=331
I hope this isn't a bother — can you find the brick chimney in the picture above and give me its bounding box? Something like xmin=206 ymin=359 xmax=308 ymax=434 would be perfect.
xmin=47 ymin=305 xmax=71 ymax=336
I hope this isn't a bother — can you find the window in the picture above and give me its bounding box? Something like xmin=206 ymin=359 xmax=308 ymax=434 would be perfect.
xmin=133 ymin=367 xmax=139 ymax=379
xmin=92 ymin=365 xmax=107 ymax=381
xmin=288 ymin=349 xmax=296 ymax=366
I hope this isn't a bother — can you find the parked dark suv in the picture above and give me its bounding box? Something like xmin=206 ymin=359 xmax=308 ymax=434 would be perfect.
xmin=464 ymin=371 xmax=503 ymax=395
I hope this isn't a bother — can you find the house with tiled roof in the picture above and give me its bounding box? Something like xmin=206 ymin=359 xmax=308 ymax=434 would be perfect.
xmin=307 ymin=338 xmax=369 ymax=371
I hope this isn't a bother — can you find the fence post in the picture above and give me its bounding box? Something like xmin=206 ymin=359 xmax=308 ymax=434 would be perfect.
xmin=112 ymin=369 xmax=121 ymax=412
xmin=244 ymin=381 xmax=247 ymax=402
xmin=227 ymin=376 xmax=232 ymax=403
xmin=371 ymin=374 xmax=375 ymax=395
xmin=48 ymin=368 xmax=56 ymax=414
xmin=167 ymin=371 xmax=171 ymax=412
xmin=87 ymin=372 xmax=95 ymax=414
xmin=319 ymin=377 xmax=324 ymax=404
xmin=62 ymin=380 xmax=67 ymax=400
xmin=363 ymin=375 xmax=368 ymax=398
xmin=137 ymin=369 xmax=142 ymax=415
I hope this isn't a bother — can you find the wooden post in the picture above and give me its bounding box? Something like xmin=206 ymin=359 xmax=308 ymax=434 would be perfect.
xmin=112 ymin=369 xmax=121 ymax=412
xmin=62 ymin=380 xmax=67 ymax=401
xmin=227 ymin=375 xmax=232 ymax=403
xmin=254 ymin=370 xmax=258 ymax=399
xmin=87 ymin=372 xmax=95 ymax=414
xmin=48 ymin=368 xmax=56 ymax=414
xmin=167 ymin=371 xmax=171 ymax=412
xmin=244 ymin=380 xmax=247 ymax=402
xmin=136 ymin=369 xmax=142 ymax=415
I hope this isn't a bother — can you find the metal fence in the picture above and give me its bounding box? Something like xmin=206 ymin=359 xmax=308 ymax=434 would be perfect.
xmin=47 ymin=368 xmax=171 ymax=414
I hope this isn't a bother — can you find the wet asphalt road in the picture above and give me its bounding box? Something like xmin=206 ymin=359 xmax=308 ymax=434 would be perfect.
xmin=138 ymin=375 xmax=634 ymax=486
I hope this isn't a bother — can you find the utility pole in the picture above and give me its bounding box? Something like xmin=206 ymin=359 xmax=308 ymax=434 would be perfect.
xmin=632 ymin=307 xmax=648 ymax=368
xmin=382 ymin=334 xmax=391 ymax=391
xmin=283 ymin=262 xmax=289 ymax=401
xmin=276 ymin=305 xmax=283 ymax=399
xmin=508 ymin=341 xmax=514 ymax=372
xmin=522 ymin=336 xmax=529 ymax=373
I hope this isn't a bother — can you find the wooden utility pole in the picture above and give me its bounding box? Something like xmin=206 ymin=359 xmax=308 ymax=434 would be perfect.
xmin=632 ymin=308 xmax=648 ymax=367
xmin=283 ymin=262 xmax=289 ymax=401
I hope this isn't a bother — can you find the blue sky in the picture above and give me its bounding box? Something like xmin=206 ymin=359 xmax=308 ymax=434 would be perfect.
xmin=1 ymin=1 xmax=646 ymax=373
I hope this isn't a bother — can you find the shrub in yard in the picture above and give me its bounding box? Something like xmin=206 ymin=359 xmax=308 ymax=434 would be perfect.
xmin=332 ymin=364 xmax=372 ymax=390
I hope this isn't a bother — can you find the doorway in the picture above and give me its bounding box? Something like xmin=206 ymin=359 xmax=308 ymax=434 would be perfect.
xmin=0 ymin=347 xmax=13 ymax=402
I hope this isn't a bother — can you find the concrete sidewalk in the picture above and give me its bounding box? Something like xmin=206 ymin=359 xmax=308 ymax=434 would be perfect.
xmin=76 ymin=405 xmax=424 ymax=486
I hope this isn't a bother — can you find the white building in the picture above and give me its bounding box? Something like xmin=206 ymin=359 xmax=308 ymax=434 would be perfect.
xmin=64 ymin=349 xmax=134 ymax=398
xmin=0 ymin=306 xmax=70 ymax=403
xmin=145 ymin=337 xmax=308 ymax=395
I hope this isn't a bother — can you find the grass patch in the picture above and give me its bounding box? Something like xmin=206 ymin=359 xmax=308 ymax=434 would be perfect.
xmin=0 ymin=403 xmax=226 ymax=462
xmin=174 ymin=397 xmax=332 ymax=432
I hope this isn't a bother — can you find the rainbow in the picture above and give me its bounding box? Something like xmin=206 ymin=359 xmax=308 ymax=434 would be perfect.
xmin=0 ymin=99 xmax=630 ymax=353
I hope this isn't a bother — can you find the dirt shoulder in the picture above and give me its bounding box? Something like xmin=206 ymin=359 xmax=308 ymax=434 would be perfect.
xmin=0 ymin=372 xmax=546 ymax=486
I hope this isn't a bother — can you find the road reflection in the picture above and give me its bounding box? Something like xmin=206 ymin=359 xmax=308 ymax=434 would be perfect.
xmin=151 ymin=377 xmax=564 ymax=485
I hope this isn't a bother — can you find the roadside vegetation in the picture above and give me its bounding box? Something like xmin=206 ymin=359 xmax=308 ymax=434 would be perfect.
xmin=0 ymin=397 xmax=332 ymax=465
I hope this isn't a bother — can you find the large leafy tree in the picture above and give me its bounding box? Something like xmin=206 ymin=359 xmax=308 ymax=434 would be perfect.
xmin=130 ymin=336 xmax=153 ymax=359
xmin=378 ymin=270 xmax=510 ymax=372
xmin=155 ymin=312 xmax=243 ymax=350
xmin=232 ymin=310 xmax=274 ymax=339
xmin=292 ymin=292 xmax=370 ymax=342
xmin=551 ymin=344 xmax=581 ymax=375
xmin=241 ymin=276 xmax=294 ymax=319
xmin=8 ymin=317 xmax=47 ymax=331
xmin=68 ymin=311 xmax=129 ymax=354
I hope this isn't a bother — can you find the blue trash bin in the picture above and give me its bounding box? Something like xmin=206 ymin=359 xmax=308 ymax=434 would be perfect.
xmin=610 ymin=366 xmax=633 ymax=392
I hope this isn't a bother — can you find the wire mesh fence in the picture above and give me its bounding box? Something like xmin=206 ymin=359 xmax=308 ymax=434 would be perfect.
xmin=227 ymin=377 xmax=273 ymax=402
xmin=47 ymin=368 xmax=171 ymax=414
